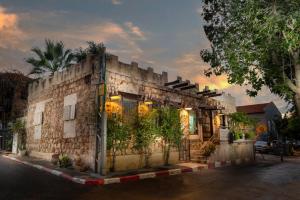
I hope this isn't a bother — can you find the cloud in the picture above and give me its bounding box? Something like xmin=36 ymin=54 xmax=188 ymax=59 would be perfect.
xmin=0 ymin=6 xmax=25 ymax=49
xmin=112 ymin=0 xmax=122 ymax=5
xmin=173 ymin=52 xmax=230 ymax=90
xmin=124 ymin=22 xmax=146 ymax=40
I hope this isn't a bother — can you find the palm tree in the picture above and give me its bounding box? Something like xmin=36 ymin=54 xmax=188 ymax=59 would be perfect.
xmin=26 ymin=39 xmax=74 ymax=76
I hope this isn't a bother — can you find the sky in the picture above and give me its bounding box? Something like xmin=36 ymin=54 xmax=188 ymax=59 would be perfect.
xmin=0 ymin=0 xmax=289 ymax=113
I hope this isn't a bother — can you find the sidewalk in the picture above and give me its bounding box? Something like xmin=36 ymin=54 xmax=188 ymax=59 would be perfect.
xmin=1 ymin=153 xmax=209 ymax=186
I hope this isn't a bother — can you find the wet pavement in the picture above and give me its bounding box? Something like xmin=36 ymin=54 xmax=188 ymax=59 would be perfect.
xmin=0 ymin=153 xmax=299 ymax=200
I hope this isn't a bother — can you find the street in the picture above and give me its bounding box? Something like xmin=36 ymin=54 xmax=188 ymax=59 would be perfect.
xmin=0 ymin=154 xmax=300 ymax=200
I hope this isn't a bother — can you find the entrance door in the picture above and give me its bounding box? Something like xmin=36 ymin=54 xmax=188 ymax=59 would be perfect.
xmin=179 ymin=138 xmax=190 ymax=161
xmin=202 ymin=110 xmax=213 ymax=140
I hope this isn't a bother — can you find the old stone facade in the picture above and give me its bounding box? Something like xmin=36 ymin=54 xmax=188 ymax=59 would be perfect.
xmin=26 ymin=53 xmax=254 ymax=172
xmin=26 ymin=57 xmax=98 ymax=166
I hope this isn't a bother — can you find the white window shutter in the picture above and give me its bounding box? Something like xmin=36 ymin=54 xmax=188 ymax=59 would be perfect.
xmin=70 ymin=104 xmax=76 ymax=120
xmin=33 ymin=112 xmax=43 ymax=125
xmin=63 ymin=105 xmax=71 ymax=121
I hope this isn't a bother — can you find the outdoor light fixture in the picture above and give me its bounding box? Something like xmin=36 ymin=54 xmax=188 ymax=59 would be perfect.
xmin=185 ymin=107 xmax=192 ymax=111
xmin=110 ymin=94 xmax=121 ymax=101
xmin=143 ymin=95 xmax=153 ymax=105
xmin=144 ymin=100 xmax=153 ymax=105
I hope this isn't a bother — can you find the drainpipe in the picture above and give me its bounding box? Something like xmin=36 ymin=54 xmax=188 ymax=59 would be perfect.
xmin=95 ymin=48 xmax=107 ymax=175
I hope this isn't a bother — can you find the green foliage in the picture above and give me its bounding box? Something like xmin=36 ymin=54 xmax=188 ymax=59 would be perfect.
xmin=277 ymin=114 xmax=300 ymax=139
xmin=107 ymin=114 xmax=131 ymax=171
xmin=10 ymin=120 xmax=26 ymax=150
xmin=58 ymin=154 xmax=72 ymax=168
xmin=202 ymin=142 xmax=216 ymax=157
xmin=74 ymin=41 xmax=105 ymax=63
xmin=26 ymin=39 xmax=74 ymax=76
xmin=158 ymin=106 xmax=182 ymax=165
xmin=229 ymin=112 xmax=255 ymax=140
xmin=245 ymin=130 xmax=256 ymax=140
xmin=132 ymin=110 xmax=159 ymax=167
xmin=201 ymin=0 xmax=300 ymax=110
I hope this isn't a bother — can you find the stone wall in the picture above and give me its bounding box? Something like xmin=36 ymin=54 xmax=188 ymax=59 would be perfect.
xmin=26 ymin=53 xmax=224 ymax=172
xmin=208 ymin=140 xmax=255 ymax=162
xmin=104 ymin=55 xmax=220 ymax=172
xmin=26 ymin=58 xmax=99 ymax=169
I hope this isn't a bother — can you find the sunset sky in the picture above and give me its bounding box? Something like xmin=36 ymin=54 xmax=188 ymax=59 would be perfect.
xmin=0 ymin=0 xmax=288 ymax=112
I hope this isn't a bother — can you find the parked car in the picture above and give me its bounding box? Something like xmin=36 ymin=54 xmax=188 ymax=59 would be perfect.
xmin=254 ymin=133 xmax=271 ymax=153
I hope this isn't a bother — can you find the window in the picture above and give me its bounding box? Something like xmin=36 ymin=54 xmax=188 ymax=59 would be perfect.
xmin=63 ymin=94 xmax=77 ymax=138
xmin=63 ymin=105 xmax=76 ymax=121
xmin=122 ymin=97 xmax=138 ymax=123
xmin=188 ymin=111 xmax=197 ymax=134
xmin=33 ymin=112 xmax=43 ymax=126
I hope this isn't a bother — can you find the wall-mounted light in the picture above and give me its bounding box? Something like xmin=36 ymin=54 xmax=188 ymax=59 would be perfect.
xmin=185 ymin=107 xmax=192 ymax=111
xmin=110 ymin=94 xmax=121 ymax=101
xmin=144 ymin=100 xmax=153 ymax=105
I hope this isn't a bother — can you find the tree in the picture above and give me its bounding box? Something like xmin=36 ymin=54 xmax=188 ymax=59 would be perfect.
xmin=26 ymin=39 xmax=74 ymax=76
xmin=200 ymin=0 xmax=300 ymax=116
xmin=132 ymin=109 xmax=159 ymax=168
xmin=107 ymin=114 xmax=131 ymax=172
xmin=74 ymin=41 xmax=105 ymax=63
xmin=158 ymin=107 xmax=182 ymax=165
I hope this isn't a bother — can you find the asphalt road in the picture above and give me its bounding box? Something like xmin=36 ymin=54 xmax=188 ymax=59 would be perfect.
xmin=0 ymin=154 xmax=300 ymax=200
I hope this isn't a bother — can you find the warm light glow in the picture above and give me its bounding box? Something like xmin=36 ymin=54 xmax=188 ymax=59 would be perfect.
xmin=110 ymin=95 xmax=121 ymax=101
xmin=144 ymin=101 xmax=153 ymax=105
xmin=185 ymin=107 xmax=192 ymax=111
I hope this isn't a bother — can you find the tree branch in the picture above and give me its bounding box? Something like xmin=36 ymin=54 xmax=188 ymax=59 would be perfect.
xmin=285 ymin=74 xmax=300 ymax=93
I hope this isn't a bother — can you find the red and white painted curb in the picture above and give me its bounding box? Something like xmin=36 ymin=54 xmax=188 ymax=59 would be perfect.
xmin=2 ymin=155 xmax=253 ymax=186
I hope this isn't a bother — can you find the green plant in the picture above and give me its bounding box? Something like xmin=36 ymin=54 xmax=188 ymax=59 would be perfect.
xmin=58 ymin=154 xmax=72 ymax=168
xmin=26 ymin=39 xmax=74 ymax=76
xmin=132 ymin=109 xmax=159 ymax=168
xmin=107 ymin=114 xmax=131 ymax=172
xmin=10 ymin=119 xmax=26 ymax=151
xmin=201 ymin=0 xmax=300 ymax=116
xmin=229 ymin=112 xmax=255 ymax=140
xmin=202 ymin=142 xmax=216 ymax=157
xmin=245 ymin=131 xmax=256 ymax=140
xmin=158 ymin=106 xmax=183 ymax=165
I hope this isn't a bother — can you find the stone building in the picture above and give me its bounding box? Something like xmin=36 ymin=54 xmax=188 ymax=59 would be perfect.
xmin=26 ymin=54 xmax=254 ymax=173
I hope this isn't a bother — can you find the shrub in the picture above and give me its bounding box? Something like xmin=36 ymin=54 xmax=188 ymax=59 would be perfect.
xmin=58 ymin=154 xmax=72 ymax=168
xmin=245 ymin=131 xmax=256 ymax=140
xmin=202 ymin=142 xmax=216 ymax=157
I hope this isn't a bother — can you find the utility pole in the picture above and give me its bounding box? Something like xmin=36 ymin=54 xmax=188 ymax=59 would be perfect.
xmin=95 ymin=47 xmax=107 ymax=175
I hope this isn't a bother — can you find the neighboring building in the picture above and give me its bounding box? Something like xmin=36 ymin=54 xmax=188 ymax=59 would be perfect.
xmin=213 ymin=92 xmax=237 ymax=128
xmin=0 ymin=72 xmax=31 ymax=150
xmin=26 ymin=54 xmax=254 ymax=173
xmin=236 ymin=102 xmax=282 ymax=137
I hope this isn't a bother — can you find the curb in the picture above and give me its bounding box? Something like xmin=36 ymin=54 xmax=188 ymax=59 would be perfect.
xmin=207 ymin=157 xmax=253 ymax=169
xmin=2 ymin=155 xmax=205 ymax=186
xmin=2 ymin=155 xmax=253 ymax=186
